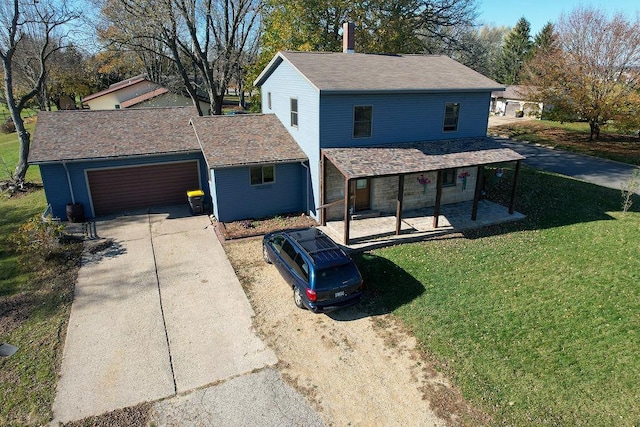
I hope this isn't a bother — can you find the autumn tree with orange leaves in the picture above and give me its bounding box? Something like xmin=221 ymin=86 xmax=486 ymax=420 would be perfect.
xmin=524 ymin=7 xmax=640 ymax=141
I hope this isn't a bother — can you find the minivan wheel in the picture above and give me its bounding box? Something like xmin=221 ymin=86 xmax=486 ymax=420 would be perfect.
xmin=293 ymin=287 xmax=305 ymax=309
xmin=263 ymin=244 xmax=272 ymax=264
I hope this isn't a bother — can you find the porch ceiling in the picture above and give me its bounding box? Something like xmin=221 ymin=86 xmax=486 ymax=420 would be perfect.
xmin=322 ymin=137 xmax=525 ymax=179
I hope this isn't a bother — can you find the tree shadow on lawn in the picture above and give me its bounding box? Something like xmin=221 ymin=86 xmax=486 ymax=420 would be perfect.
xmin=466 ymin=164 xmax=639 ymax=239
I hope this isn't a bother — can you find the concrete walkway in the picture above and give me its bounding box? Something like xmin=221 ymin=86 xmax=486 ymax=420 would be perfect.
xmin=52 ymin=207 xmax=278 ymax=423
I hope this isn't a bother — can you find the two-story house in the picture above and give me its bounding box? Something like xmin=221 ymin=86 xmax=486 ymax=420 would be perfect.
xmin=254 ymin=32 xmax=523 ymax=243
xmin=30 ymin=26 xmax=523 ymax=245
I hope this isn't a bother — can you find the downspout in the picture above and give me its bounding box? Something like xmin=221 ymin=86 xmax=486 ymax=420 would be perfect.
xmin=301 ymin=161 xmax=310 ymax=214
xmin=62 ymin=161 xmax=76 ymax=204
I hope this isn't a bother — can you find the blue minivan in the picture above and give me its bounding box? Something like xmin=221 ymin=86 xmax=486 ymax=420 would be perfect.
xmin=263 ymin=228 xmax=363 ymax=313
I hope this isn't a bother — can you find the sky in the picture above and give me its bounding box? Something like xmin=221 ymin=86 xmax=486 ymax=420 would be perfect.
xmin=478 ymin=0 xmax=640 ymax=35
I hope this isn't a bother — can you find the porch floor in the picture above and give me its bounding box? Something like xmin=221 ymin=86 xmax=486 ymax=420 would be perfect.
xmin=319 ymin=200 xmax=525 ymax=251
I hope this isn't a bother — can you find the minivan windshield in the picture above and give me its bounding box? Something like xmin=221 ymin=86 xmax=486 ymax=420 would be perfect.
xmin=314 ymin=262 xmax=361 ymax=291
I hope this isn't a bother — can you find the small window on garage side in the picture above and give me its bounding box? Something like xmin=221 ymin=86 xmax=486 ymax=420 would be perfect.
xmin=353 ymin=105 xmax=372 ymax=138
xmin=250 ymin=165 xmax=275 ymax=186
xmin=290 ymin=98 xmax=298 ymax=127
xmin=443 ymin=168 xmax=456 ymax=186
xmin=443 ymin=102 xmax=460 ymax=132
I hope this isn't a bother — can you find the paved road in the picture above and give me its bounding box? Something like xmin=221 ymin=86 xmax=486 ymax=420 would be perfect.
xmin=52 ymin=206 xmax=322 ymax=425
xmin=493 ymin=136 xmax=640 ymax=195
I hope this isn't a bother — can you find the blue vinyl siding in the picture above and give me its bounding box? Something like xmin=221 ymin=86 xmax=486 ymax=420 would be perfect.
xmin=211 ymin=162 xmax=305 ymax=222
xmin=319 ymin=92 xmax=491 ymax=148
xmin=38 ymin=152 xmax=208 ymax=219
xmin=259 ymin=61 xmax=321 ymax=217
xmin=258 ymin=58 xmax=494 ymax=220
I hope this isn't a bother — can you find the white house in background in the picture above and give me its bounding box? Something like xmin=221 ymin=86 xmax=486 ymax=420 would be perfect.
xmin=82 ymin=75 xmax=210 ymax=112
xmin=491 ymin=85 xmax=543 ymax=118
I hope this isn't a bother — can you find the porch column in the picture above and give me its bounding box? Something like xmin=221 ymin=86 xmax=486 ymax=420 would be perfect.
xmin=395 ymin=174 xmax=405 ymax=235
xmin=471 ymin=165 xmax=484 ymax=220
xmin=344 ymin=177 xmax=351 ymax=245
xmin=433 ymin=170 xmax=443 ymax=228
xmin=321 ymin=153 xmax=327 ymax=226
xmin=509 ymin=160 xmax=521 ymax=214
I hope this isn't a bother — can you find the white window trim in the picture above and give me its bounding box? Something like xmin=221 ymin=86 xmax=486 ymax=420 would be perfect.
xmin=250 ymin=165 xmax=276 ymax=186
xmin=290 ymin=97 xmax=298 ymax=128
xmin=443 ymin=102 xmax=460 ymax=132
xmin=353 ymin=105 xmax=373 ymax=139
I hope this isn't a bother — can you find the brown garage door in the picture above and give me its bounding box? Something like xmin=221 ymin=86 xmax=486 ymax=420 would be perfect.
xmin=88 ymin=161 xmax=200 ymax=215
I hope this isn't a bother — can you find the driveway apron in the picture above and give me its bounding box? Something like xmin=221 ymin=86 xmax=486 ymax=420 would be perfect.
xmin=52 ymin=209 xmax=276 ymax=423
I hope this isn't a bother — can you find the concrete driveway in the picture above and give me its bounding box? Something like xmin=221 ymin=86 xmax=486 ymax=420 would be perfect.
xmin=52 ymin=206 xmax=278 ymax=423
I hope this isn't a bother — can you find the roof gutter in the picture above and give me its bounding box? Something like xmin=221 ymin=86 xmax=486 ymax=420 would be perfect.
xmin=62 ymin=161 xmax=76 ymax=204
xmin=29 ymin=149 xmax=203 ymax=165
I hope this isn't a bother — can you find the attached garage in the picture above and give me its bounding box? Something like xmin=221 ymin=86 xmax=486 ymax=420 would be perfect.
xmin=87 ymin=161 xmax=200 ymax=215
xmin=30 ymin=107 xmax=209 ymax=220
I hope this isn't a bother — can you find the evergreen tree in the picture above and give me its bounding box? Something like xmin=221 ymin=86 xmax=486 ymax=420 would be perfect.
xmin=533 ymin=22 xmax=559 ymax=54
xmin=496 ymin=17 xmax=533 ymax=84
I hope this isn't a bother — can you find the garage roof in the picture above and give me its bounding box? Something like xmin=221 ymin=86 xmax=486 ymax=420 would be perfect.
xmin=191 ymin=114 xmax=308 ymax=168
xmin=322 ymin=137 xmax=525 ymax=179
xmin=30 ymin=107 xmax=200 ymax=163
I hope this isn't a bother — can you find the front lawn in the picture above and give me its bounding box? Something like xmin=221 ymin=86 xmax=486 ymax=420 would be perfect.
xmin=1 ymin=119 xmax=40 ymax=183
xmin=1 ymin=123 xmax=81 ymax=425
xmin=355 ymin=166 xmax=640 ymax=426
xmin=489 ymin=120 xmax=640 ymax=165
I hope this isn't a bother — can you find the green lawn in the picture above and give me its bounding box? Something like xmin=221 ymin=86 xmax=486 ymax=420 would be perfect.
xmin=355 ymin=166 xmax=640 ymax=426
xmin=0 ymin=125 xmax=80 ymax=425
xmin=0 ymin=121 xmax=41 ymax=183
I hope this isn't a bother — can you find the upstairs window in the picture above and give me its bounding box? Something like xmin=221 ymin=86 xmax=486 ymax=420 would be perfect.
xmin=353 ymin=105 xmax=372 ymax=138
xmin=290 ymin=98 xmax=298 ymax=127
xmin=267 ymin=92 xmax=272 ymax=110
xmin=443 ymin=102 xmax=460 ymax=132
xmin=250 ymin=165 xmax=275 ymax=186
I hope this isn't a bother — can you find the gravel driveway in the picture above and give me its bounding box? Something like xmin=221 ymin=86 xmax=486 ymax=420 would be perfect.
xmin=224 ymin=237 xmax=488 ymax=426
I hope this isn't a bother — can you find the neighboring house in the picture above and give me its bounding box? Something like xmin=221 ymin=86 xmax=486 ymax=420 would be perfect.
xmin=31 ymin=26 xmax=525 ymax=245
xmin=82 ymin=75 xmax=210 ymax=113
xmin=491 ymin=85 xmax=543 ymax=117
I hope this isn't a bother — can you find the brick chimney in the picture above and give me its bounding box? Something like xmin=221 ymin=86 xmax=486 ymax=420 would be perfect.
xmin=343 ymin=22 xmax=355 ymax=53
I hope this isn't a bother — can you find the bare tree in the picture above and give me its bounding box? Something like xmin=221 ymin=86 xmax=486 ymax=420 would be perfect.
xmin=524 ymin=7 xmax=640 ymax=140
xmin=98 ymin=0 xmax=262 ymax=115
xmin=0 ymin=0 xmax=79 ymax=184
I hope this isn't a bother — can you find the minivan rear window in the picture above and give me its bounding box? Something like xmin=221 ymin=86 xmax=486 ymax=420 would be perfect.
xmin=314 ymin=262 xmax=360 ymax=290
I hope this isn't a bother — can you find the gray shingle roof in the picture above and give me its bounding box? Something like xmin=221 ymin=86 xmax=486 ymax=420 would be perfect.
xmin=30 ymin=107 xmax=200 ymax=163
xmin=255 ymin=51 xmax=504 ymax=93
xmin=191 ymin=114 xmax=308 ymax=168
xmin=322 ymin=137 xmax=525 ymax=179
xmin=491 ymin=85 xmax=530 ymax=100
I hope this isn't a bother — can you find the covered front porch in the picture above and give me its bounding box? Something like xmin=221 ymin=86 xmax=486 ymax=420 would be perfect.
xmin=319 ymin=199 xmax=525 ymax=251
xmin=319 ymin=137 xmax=526 ymax=247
